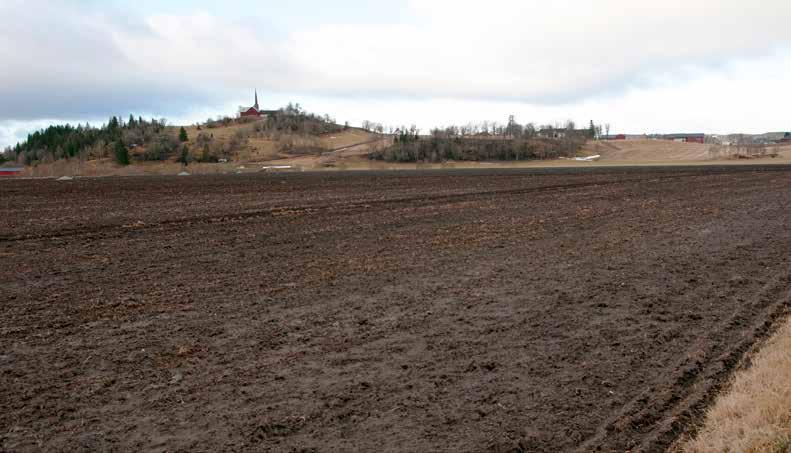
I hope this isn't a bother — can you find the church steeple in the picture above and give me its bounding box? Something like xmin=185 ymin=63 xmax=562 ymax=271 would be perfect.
xmin=254 ymin=90 xmax=259 ymax=110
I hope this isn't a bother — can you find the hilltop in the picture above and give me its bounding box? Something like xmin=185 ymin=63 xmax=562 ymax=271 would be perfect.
xmin=177 ymin=117 xmax=381 ymax=164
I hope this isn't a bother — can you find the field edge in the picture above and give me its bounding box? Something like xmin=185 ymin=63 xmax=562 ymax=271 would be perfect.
xmin=674 ymin=305 xmax=791 ymax=452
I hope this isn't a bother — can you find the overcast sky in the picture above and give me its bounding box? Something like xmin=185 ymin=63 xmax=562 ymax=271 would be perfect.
xmin=2 ymin=0 xmax=791 ymax=148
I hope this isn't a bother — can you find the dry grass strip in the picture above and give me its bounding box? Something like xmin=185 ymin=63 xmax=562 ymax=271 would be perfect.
xmin=684 ymin=317 xmax=791 ymax=452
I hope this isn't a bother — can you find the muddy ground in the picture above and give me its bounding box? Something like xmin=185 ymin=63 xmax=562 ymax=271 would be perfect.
xmin=1 ymin=166 xmax=790 ymax=452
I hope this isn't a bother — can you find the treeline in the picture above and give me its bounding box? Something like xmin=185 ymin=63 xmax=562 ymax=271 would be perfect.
xmin=369 ymin=119 xmax=589 ymax=163
xmin=3 ymin=116 xmax=180 ymax=166
xmin=362 ymin=117 xmax=604 ymax=140
xmin=259 ymin=103 xmax=344 ymax=136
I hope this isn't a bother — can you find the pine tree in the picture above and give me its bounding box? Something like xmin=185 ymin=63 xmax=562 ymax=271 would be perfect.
xmin=114 ymin=141 xmax=130 ymax=166
xmin=178 ymin=126 xmax=188 ymax=142
xmin=178 ymin=144 xmax=190 ymax=165
xmin=108 ymin=116 xmax=120 ymax=139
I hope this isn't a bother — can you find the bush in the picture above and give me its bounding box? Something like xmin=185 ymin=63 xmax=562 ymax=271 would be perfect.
xmin=142 ymin=134 xmax=179 ymax=161
xmin=197 ymin=144 xmax=218 ymax=163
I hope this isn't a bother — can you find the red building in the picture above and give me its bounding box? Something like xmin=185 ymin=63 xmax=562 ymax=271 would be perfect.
xmin=240 ymin=107 xmax=261 ymax=118
xmin=239 ymin=90 xmax=265 ymax=118
xmin=0 ymin=167 xmax=23 ymax=176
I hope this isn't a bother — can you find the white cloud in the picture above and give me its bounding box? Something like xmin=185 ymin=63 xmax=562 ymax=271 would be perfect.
xmin=282 ymin=0 xmax=791 ymax=101
xmin=0 ymin=120 xmax=66 ymax=153
xmin=285 ymin=49 xmax=791 ymax=135
xmin=1 ymin=0 xmax=791 ymax=148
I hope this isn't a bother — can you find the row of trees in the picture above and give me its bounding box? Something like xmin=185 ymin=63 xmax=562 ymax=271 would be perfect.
xmin=367 ymin=117 xmax=592 ymax=163
xmin=707 ymin=142 xmax=780 ymax=160
xmin=363 ymin=117 xmax=609 ymax=141
xmin=370 ymin=136 xmax=584 ymax=163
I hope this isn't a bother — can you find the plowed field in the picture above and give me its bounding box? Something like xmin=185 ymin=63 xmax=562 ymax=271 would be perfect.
xmin=2 ymin=166 xmax=790 ymax=452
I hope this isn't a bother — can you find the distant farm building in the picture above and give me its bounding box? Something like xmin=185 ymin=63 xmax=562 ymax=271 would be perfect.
xmin=0 ymin=167 xmax=23 ymax=176
xmin=662 ymin=133 xmax=705 ymax=144
xmin=538 ymin=128 xmax=595 ymax=139
xmin=238 ymin=90 xmax=277 ymax=118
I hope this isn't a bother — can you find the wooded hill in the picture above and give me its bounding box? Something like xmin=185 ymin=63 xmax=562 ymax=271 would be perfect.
xmin=2 ymin=103 xmax=345 ymax=166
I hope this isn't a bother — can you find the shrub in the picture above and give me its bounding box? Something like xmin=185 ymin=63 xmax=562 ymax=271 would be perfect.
xmin=177 ymin=144 xmax=191 ymax=165
xmin=142 ymin=134 xmax=179 ymax=161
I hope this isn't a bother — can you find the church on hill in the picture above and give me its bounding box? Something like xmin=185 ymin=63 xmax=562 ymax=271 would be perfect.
xmin=238 ymin=90 xmax=275 ymax=118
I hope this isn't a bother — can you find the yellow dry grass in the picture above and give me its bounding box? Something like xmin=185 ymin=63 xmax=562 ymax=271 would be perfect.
xmin=682 ymin=316 xmax=791 ymax=453
xmin=179 ymin=120 xmax=377 ymax=162
xmin=318 ymin=129 xmax=375 ymax=149
xmin=584 ymin=139 xmax=713 ymax=160
xmin=181 ymin=120 xmax=259 ymax=142
xmin=582 ymin=140 xmax=791 ymax=163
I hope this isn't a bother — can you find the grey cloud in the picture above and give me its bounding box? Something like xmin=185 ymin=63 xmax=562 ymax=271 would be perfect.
xmin=2 ymin=0 xmax=791 ymax=128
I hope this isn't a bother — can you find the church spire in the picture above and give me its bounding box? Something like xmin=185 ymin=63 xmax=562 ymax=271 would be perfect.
xmin=254 ymin=90 xmax=259 ymax=110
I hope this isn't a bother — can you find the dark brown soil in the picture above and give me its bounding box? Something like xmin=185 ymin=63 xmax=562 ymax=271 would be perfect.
xmin=1 ymin=167 xmax=790 ymax=452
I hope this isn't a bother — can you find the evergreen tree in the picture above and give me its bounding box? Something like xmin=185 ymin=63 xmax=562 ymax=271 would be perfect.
xmin=179 ymin=126 xmax=189 ymax=142
xmin=589 ymin=120 xmax=596 ymax=139
xmin=114 ymin=141 xmax=130 ymax=166
xmin=108 ymin=116 xmax=120 ymax=134
xmin=178 ymin=144 xmax=190 ymax=165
